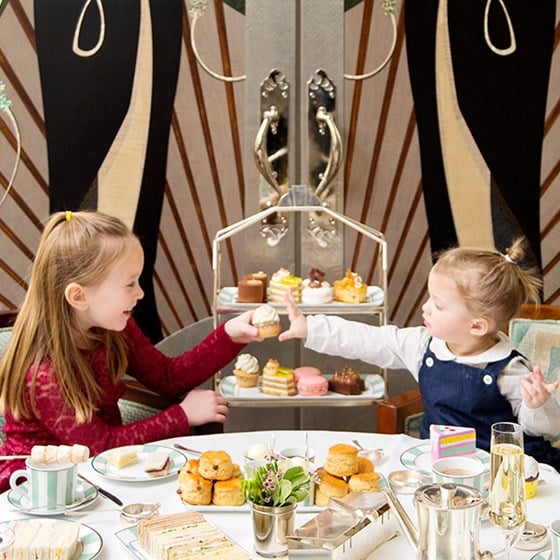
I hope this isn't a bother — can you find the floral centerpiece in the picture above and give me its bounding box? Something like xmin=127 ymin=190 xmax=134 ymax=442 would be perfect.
xmin=242 ymin=459 xmax=310 ymax=507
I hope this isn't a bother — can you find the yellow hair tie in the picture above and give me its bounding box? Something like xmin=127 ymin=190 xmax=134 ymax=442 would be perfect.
xmin=65 ymin=210 xmax=72 ymax=222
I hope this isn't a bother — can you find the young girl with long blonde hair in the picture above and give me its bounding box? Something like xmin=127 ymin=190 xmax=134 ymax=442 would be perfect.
xmin=0 ymin=211 xmax=260 ymax=491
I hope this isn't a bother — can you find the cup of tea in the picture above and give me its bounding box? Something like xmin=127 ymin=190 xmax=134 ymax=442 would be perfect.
xmin=9 ymin=458 xmax=77 ymax=509
xmin=432 ymin=456 xmax=486 ymax=494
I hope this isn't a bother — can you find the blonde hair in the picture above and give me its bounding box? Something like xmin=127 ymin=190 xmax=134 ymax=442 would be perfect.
xmin=433 ymin=238 xmax=542 ymax=329
xmin=0 ymin=211 xmax=138 ymax=422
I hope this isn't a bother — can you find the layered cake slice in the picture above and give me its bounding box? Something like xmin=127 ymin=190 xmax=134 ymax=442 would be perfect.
xmin=430 ymin=424 xmax=476 ymax=460
xmin=267 ymin=268 xmax=302 ymax=303
xmin=261 ymin=360 xmax=296 ymax=396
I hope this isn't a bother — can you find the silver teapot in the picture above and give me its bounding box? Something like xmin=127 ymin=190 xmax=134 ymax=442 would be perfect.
xmin=385 ymin=483 xmax=494 ymax=560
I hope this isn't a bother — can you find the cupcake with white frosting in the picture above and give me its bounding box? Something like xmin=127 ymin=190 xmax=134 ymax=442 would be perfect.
xmin=234 ymin=353 xmax=260 ymax=387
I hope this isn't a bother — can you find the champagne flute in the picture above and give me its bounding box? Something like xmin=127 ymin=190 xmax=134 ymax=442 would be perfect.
xmin=487 ymin=422 xmax=526 ymax=560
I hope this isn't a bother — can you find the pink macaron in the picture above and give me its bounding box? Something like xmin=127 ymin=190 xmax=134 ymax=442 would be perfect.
xmin=297 ymin=375 xmax=329 ymax=396
xmin=293 ymin=366 xmax=322 ymax=384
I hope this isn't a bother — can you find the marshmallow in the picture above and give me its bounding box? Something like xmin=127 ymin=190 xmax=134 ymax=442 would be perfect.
xmin=30 ymin=444 xmax=90 ymax=466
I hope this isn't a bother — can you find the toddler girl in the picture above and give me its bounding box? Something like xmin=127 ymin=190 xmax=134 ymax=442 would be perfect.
xmin=281 ymin=239 xmax=560 ymax=469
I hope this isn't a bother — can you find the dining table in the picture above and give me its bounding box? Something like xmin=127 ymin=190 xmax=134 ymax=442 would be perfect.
xmin=1 ymin=430 xmax=559 ymax=560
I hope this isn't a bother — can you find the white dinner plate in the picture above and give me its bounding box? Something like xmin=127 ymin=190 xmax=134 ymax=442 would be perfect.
xmin=0 ymin=520 xmax=103 ymax=559
xmin=7 ymin=478 xmax=98 ymax=515
xmin=400 ymin=443 xmax=490 ymax=476
xmin=219 ymin=373 xmax=385 ymax=400
xmin=92 ymin=444 xmax=186 ymax=482
xmin=219 ymin=285 xmax=384 ymax=307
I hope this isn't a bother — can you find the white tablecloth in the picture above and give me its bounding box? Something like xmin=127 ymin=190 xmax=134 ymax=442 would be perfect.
xmin=1 ymin=430 xmax=558 ymax=559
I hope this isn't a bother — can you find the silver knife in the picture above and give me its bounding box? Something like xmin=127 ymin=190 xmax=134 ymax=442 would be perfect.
xmin=78 ymin=473 xmax=123 ymax=506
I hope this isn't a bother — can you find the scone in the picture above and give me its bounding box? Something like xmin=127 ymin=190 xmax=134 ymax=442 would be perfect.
xmin=212 ymin=477 xmax=245 ymax=506
xmin=252 ymin=304 xmax=281 ymax=338
xmin=324 ymin=443 xmax=359 ymax=477
xmin=357 ymin=456 xmax=375 ymax=474
xmin=198 ymin=450 xmax=234 ymax=481
xmin=348 ymin=472 xmax=381 ymax=492
xmin=316 ymin=472 xmax=348 ymax=506
xmin=233 ymin=353 xmax=259 ymax=388
xmin=177 ymin=471 xmax=212 ymax=505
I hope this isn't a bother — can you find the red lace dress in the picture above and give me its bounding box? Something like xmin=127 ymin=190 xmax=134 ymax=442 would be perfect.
xmin=0 ymin=318 xmax=244 ymax=492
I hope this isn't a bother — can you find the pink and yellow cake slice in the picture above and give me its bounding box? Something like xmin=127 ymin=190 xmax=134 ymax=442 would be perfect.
xmin=430 ymin=424 xmax=476 ymax=460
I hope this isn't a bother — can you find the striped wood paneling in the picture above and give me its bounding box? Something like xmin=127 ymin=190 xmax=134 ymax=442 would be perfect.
xmin=0 ymin=0 xmax=558 ymax=337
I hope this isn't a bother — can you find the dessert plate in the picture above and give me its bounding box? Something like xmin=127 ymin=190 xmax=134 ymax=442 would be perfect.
xmin=0 ymin=520 xmax=103 ymax=559
xmin=7 ymin=478 xmax=98 ymax=516
xmin=219 ymin=373 xmax=385 ymax=401
xmin=218 ymin=285 xmax=384 ymax=307
xmin=400 ymin=443 xmax=490 ymax=476
xmin=92 ymin=444 xmax=186 ymax=482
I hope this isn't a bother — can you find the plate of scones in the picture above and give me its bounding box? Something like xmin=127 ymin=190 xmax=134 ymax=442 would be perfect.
xmin=92 ymin=444 xmax=186 ymax=482
xmin=176 ymin=450 xmax=324 ymax=513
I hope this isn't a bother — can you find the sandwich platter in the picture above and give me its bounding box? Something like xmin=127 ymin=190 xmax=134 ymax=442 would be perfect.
xmin=92 ymin=444 xmax=186 ymax=482
xmin=0 ymin=520 xmax=102 ymax=559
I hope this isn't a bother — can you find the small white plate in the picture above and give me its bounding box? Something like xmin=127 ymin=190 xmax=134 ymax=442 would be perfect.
xmin=400 ymin=442 xmax=490 ymax=476
xmin=0 ymin=520 xmax=103 ymax=559
xmin=92 ymin=444 xmax=186 ymax=482
xmin=7 ymin=478 xmax=98 ymax=516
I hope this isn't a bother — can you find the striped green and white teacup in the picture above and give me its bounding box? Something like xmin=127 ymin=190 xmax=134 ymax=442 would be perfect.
xmin=9 ymin=458 xmax=77 ymax=508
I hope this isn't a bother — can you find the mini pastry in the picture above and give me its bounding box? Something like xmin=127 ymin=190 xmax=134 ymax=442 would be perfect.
xmin=333 ymin=268 xmax=368 ymax=303
xmin=329 ymin=366 xmax=365 ymax=395
xmin=524 ymin=455 xmax=540 ymax=499
xmin=301 ymin=268 xmax=333 ymax=304
xmin=198 ymin=450 xmax=234 ymax=481
xmin=233 ymin=353 xmax=260 ymax=388
xmin=252 ymin=304 xmax=281 ymax=338
xmin=237 ymin=278 xmax=264 ymax=303
xmin=261 ymin=365 xmax=296 ymax=397
xmin=268 ymin=268 xmax=303 ymax=303
xmin=143 ymin=451 xmax=171 ymax=478
xmin=297 ymin=375 xmax=329 ymax=396
xmin=324 ymin=443 xmax=359 ymax=477
xmin=107 ymin=446 xmax=138 ymax=469
xmin=430 ymin=424 xmax=476 ymax=460
xmin=293 ymin=366 xmax=322 ymax=383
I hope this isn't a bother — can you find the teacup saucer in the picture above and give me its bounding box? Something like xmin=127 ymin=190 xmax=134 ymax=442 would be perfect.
xmin=530 ymin=549 xmax=551 ymax=560
xmin=8 ymin=478 xmax=98 ymax=515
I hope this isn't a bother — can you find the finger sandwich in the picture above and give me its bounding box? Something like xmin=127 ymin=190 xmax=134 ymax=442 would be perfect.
xmin=107 ymin=446 xmax=138 ymax=469
xmin=144 ymin=451 xmax=171 ymax=478
xmin=6 ymin=519 xmax=80 ymax=560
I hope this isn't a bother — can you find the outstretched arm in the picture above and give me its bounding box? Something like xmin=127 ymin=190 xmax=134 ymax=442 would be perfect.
xmin=278 ymin=290 xmax=308 ymax=341
xmin=520 ymin=364 xmax=560 ymax=409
